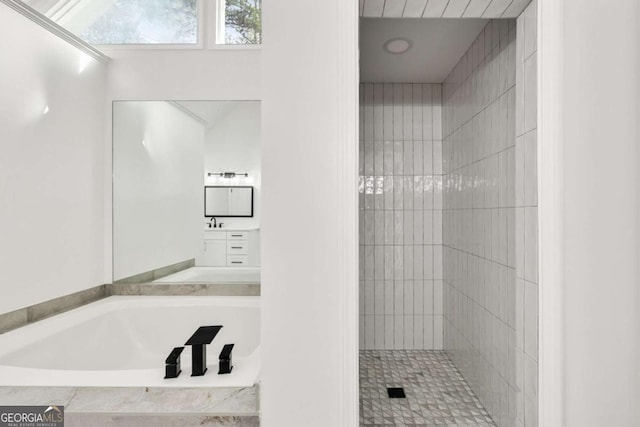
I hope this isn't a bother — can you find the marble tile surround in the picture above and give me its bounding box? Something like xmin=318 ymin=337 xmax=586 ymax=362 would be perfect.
xmin=110 ymin=283 xmax=260 ymax=297
xmin=65 ymin=415 xmax=259 ymax=427
xmin=360 ymin=350 xmax=495 ymax=426
xmin=0 ymin=386 xmax=258 ymax=413
xmin=114 ymin=258 xmax=195 ymax=284
xmin=0 ymin=386 xmax=259 ymax=426
xmin=0 ymin=284 xmax=109 ymax=334
xmin=359 ymin=83 xmax=444 ymax=351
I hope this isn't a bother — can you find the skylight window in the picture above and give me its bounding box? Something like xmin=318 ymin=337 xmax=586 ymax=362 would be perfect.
xmin=23 ymin=0 xmax=198 ymax=45
xmin=80 ymin=0 xmax=198 ymax=44
xmin=20 ymin=0 xmax=262 ymax=47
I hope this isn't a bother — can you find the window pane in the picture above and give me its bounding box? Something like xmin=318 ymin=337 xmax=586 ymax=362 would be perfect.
xmin=222 ymin=0 xmax=261 ymax=44
xmin=22 ymin=0 xmax=198 ymax=45
xmin=81 ymin=0 xmax=197 ymax=44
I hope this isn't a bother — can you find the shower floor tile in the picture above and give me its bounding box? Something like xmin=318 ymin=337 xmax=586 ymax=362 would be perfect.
xmin=359 ymin=350 xmax=496 ymax=427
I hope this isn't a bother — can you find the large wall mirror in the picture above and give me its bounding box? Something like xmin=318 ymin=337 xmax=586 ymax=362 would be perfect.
xmin=205 ymin=186 xmax=254 ymax=217
xmin=112 ymin=101 xmax=261 ymax=284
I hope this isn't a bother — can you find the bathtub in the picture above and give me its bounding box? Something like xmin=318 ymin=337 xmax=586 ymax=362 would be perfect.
xmin=154 ymin=266 xmax=260 ymax=284
xmin=0 ymin=296 xmax=260 ymax=388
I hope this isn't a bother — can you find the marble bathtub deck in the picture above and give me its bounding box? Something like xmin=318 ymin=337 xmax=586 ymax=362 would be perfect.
xmin=110 ymin=282 xmax=260 ymax=297
xmin=360 ymin=350 xmax=495 ymax=427
xmin=0 ymin=385 xmax=259 ymax=427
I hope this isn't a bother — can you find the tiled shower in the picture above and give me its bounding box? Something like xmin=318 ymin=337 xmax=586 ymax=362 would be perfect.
xmin=359 ymin=2 xmax=538 ymax=427
xmin=359 ymin=83 xmax=445 ymax=350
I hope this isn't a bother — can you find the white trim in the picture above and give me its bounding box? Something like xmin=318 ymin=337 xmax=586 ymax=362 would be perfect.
xmin=259 ymin=0 xmax=358 ymax=423
xmin=337 ymin=0 xmax=360 ymax=424
xmin=538 ymin=0 xmax=564 ymax=426
xmin=0 ymin=0 xmax=109 ymax=63
xmin=205 ymin=0 xmax=217 ymax=48
xmin=207 ymin=44 xmax=262 ymax=50
xmin=95 ymin=44 xmax=202 ymax=51
xmin=213 ymin=0 xmax=225 ymax=45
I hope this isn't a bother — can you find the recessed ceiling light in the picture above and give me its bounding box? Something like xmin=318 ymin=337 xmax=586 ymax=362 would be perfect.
xmin=384 ymin=38 xmax=412 ymax=54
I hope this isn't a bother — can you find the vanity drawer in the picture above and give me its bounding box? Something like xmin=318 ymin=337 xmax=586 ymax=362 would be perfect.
xmin=227 ymin=240 xmax=249 ymax=255
xmin=227 ymin=255 xmax=248 ymax=266
xmin=227 ymin=231 xmax=248 ymax=240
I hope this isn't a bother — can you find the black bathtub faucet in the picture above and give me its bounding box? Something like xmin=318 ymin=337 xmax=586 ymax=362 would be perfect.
xmin=185 ymin=326 xmax=223 ymax=376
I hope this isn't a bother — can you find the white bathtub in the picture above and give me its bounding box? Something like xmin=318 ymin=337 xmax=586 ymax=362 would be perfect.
xmin=0 ymin=296 xmax=260 ymax=388
xmin=154 ymin=267 xmax=260 ymax=283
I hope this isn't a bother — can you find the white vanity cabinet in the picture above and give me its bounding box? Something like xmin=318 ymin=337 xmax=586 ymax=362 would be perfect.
xmin=199 ymin=229 xmax=260 ymax=267
xmin=202 ymin=232 xmax=227 ymax=266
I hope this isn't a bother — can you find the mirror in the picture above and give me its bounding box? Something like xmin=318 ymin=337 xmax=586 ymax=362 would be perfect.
xmin=205 ymin=186 xmax=254 ymax=217
xmin=112 ymin=100 xmax=261 ymax=285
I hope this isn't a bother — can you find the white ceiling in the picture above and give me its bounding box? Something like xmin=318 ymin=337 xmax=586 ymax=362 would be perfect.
xmin=360 ymin=18 xmax=488 ymax=83
xmin=360 ymin=0 xmax=531 ymax=18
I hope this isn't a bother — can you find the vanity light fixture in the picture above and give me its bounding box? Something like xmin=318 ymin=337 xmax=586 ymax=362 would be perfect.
xmin=208 ymin=172 xmax=249 ymax=179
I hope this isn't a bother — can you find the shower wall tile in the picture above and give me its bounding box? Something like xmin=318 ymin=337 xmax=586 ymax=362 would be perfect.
xmin=360 ymin=83 xmax=444 ymax=350
xmin=442 ymin=15 xmax=536 ymax=427
xmin=442 ymin=5 xmax=538 ymax=427
xmin=516 ymin=7 xmax=539 ymax=427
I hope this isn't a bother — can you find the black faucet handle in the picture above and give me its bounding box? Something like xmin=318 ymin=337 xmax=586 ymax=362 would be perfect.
xmin=166 ymin=346 xmax=184 ymax=364
xmin=164 ymin=347 xmax=184 ymax=379
xmin=219 ymin=343 xmax=234 ymax=360
xmin=218 ymin=344 xmax=234 ymax=375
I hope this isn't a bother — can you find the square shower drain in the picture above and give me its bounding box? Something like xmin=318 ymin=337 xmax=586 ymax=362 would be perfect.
xmin=387 ymin=387 xmax=406 ymax=398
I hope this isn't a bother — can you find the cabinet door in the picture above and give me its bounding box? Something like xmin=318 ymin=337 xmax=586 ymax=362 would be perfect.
xmin=203 ymin=240 xmax=226 ymax=266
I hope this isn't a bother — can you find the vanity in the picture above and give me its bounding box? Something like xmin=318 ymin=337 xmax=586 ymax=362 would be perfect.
xmin=199 ymin=228 xmax=260 ymax=267
xmin=199 ymin=183 xmax=259 ymax=267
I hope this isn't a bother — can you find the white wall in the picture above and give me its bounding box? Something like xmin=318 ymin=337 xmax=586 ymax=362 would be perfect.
xmin=0 ymin=6 xmax=107 ymax=314
xmin=104 ymin=49 xmax=261 ymax=101
xmin=359 ymin=83 xmax=444 ymax=351
xmin=104 ymin=48 xmax=261 ymax=282
xmin=561 ymin=0 xmax=640 ymax=425
xmin=204 ymin=101 xmax=261 ymax=228
xmin=261 ymin=0 xmax=359 ymax=425
xmin=112 ymin=102 xmax=204 ymax=281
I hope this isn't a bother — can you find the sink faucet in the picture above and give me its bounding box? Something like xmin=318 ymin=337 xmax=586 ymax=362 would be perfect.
xmin=208 ymin=217 xmax=217 ymax=228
